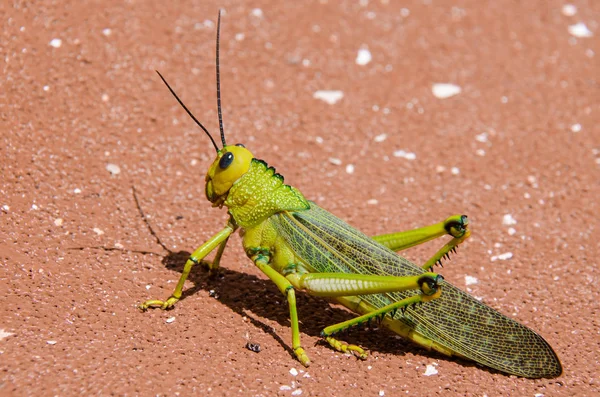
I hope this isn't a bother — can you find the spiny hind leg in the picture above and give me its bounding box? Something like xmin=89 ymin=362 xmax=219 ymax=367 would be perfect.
xmin=285 ymin=271 xmax=443 ymax=360
xmin=372 ymin=215 xmax=471 ymax=271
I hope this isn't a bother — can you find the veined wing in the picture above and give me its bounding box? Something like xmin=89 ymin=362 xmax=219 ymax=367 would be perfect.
xmin=270 ymin=203 xmax=562 ymax=378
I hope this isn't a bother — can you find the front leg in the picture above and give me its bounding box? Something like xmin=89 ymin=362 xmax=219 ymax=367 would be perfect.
xmin=138 ymin=225 xmax=234 ymax=310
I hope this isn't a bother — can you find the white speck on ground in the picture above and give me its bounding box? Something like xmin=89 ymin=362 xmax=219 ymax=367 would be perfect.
xmin=345 ymin=164 xmax=355 ymax=174
xmin=436 ymin=165 xmax=446 ymax=173
xmin=568 ymin=22 xmax=593 ymax=38
xmin=0 ymin=329 xmax=14 ymax=340
xmin=102 ymin=28 xmax=111 ymax=36
xmin=289 ymin=368 xmax=298 ymax=376
xmin=313 ymin=90 xmax=344 ymax=105
xmin=393 ymin=150 xmax=416 ymax=160
xmin=367 ymin=199 xmax=378 ymax=205
xmin=47 ymin=340 xmax=57 ymax=345
xmin=328 ymin=158 xmax=342 ymax=165
xmin=465 ymin=275 xmax=478 ymax=286
xmin=424 ymin=364 xmax=438 ymax=376
xmin=475 ymin=132 xmax=489 ymax=143
xmin=374 ymin=133 xmax=387 ymax=142
xmin=93 ymin=228 xmax=104 ymax=235
xmin=49 ymin=38 xmax=62 ymax=48
xmin=251 ymin=8 xmax=263 ymax=18
xmin=166 ymin=317 xmax=175 ymax=324
xmin=280 ymin=385 xmax=292 ymax=391
xmin=291 ymin=389 xmax=302 ymax=396
xmin=73 ymin=188 xmax=82 ymax=194
xmin=356 ymin=48 xmax=372 ymax=65
xmin=379 ymin=390 xmax=385 ymax=396
xmin=508 ymin=227 xmax=516 ymax=235
xmin=54 ymin=218 xmax=63 ymax=226
xmin=106 ymin=163 xmax=121 ymax=175
xmin=502 ymin=214 xmax=517 ymax=225
xmin=114 ymin=242 xmax=124 ymax=249
xmin=491 ymin=252 xmax=513 ymax=261
xmin=570 ymin=123 xmax=582 ymax=133
xmin=561 ymin=4 xmax=577 ymax=17
xmin=451 ymin=167 xmax=460 ymax=175
xmin=432 ymin=83 xmax=461 ymax=99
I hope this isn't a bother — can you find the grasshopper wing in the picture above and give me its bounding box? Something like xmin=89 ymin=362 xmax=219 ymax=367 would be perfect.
xmin=271 ymin=203 xmax=562 ymax=378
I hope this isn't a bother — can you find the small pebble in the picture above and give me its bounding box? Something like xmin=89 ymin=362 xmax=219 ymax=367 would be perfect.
xmin=289 ymin=368 xmax=299 ymax=376
xmin=1 ymin=205 xmax=9 ymax=212
xmin=356 ymin=48 xmax=372 ymax=66
xmin=491 ymin=252 xmax=513 ymax=261
xmin=47 ymin=340 xmax=57 ymax=345
xmin=345 ymin=164 xmax=355 ymax=174
xmin=570 ymin=123 xmax=582 ymax=133
xmin=424 ymin=364 xmax=438 ymax=376
xmin=291 ymin=390 xmax=302 ymax=396
xmin=73 ymin=188 xmax=82 ymax=194
xmin=465 ymin=276 xmax=478 ymax=286
xmin=393 ymin=150 xmax=416 ymax=160
xmin=507 ymin=227 xmax=516 ymax=236
xmin=114 ymin=242 xmax=124 ymax=249
xmin=367 ymin=199 xmax=378 ymax=205
xmin=166 ymin=317 xmax=175 ymax=324
xmin=561 ymin=4 xmax=577 ymax=17
xmin=49 ymin=38 xmax=62 ymax=48
xmin=374 ymin=133 xmax=387 ymax=142
xmin=54 ymin=218 xmax=63 ymax=226
xmin=568 ymin=22 xmax=593 ymax=38
xmin=502 ymin=214 xmax=517 ymax=225
xmin=106 ymin=163 xmax=121 ymax=175
xmin=328 ymin=158 xmax=342 ymax=166
xmin=313 ymin=90 xmax=344 ymax=105
xmin=102 ymin=28 xmax=111 ymax=36
xmin=432 ymin=83 xmax=461 ymax=99
xmin=451 ymin=167 xmax=460 ymax=175
xmin=93 ymin=228 xmax=104 ymax=235
xmin=251 ymin=8 xmax=263 ymax=18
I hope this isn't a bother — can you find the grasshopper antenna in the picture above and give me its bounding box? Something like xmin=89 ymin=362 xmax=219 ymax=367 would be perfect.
xmin=216 ymin=9 xmax=227 ymax=147
xmin=155 ymin=70 xmax=220 ymax=153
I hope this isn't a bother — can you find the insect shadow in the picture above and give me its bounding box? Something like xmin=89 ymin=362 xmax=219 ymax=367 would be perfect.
xmin=157 ymin=244 xmax=481 ymax=373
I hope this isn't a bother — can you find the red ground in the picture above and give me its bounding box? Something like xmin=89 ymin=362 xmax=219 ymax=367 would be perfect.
xmin=1 ymin=1 xmax=599 ymax=396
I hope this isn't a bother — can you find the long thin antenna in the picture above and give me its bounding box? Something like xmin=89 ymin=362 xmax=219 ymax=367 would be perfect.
xmin=155 ymin=70 xmax=220 ymax=153
xmin=216 ymin=9 xmax=227 ymax=147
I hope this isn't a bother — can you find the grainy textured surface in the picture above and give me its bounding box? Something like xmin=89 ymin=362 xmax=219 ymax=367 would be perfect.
xmin=1 ymin=1 xmax=598 ymax=396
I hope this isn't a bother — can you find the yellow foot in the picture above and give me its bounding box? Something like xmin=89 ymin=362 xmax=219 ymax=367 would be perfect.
xmin=138 ymin=296 xmax=180 ymax=311
xmin=325 ymin=336 xmax=368 ymax=359
xmin=294 ymin=346 xmax=311 ymax=367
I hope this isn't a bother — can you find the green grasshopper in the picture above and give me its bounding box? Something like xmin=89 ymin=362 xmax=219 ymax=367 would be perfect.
xmin=139 ymin=11 xmax=562 ymax=378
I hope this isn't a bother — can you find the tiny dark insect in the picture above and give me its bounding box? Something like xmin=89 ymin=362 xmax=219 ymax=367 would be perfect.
xmin=245 ymin=342 xmax=261 ymax=353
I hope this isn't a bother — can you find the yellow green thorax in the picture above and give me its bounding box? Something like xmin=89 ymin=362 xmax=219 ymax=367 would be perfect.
xmin=204 ymin=144 xmax=309 ymax=229
xmin=225 ymin=159 xmax=309 ymax=228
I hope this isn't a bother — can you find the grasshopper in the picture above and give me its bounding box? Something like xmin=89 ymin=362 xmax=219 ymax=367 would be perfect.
xmin=139 ymin=11 xmax=562 ymax=378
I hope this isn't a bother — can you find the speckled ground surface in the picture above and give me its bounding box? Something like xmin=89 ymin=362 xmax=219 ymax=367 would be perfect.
xmin=1 ymin=1 xmax=599 ymax=396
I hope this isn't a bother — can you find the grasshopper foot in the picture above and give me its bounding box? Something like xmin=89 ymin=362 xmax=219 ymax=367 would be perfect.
xmin=325 ymin=336 xmax=368 ymax=360
xmin=138 ymin=296 xmax=180 ymax=311
xmin=294 ymin=346 xmax=311 ymax=367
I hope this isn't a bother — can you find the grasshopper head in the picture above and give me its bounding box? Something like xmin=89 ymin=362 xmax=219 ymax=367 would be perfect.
xmin=206 ymin=144 xmax=254 ymax=204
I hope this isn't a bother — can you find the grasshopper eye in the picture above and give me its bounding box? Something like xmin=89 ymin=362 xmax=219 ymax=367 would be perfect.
xmin=219 ymin=152 xmax=234 ymax=169
xmin=235 ymin=143 xmax=245 ymax=148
